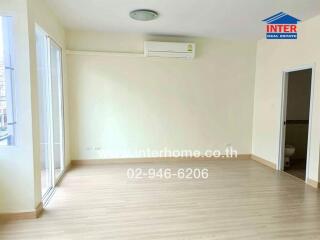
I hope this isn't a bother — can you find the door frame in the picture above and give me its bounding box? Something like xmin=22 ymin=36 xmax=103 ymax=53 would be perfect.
xmin=47 ymin=36 xmax=66 ymax=185
xmin=277 ymin=64 xmax=316 ymax=182
xmin=36 ymin=24 xmax=66 ymax=204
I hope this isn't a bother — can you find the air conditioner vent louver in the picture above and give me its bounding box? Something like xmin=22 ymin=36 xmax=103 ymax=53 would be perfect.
xmin=144 ymin=41 xmax=195 ymax=59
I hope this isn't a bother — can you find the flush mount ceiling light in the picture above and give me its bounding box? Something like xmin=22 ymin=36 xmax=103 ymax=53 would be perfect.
xmin=130 ymin=9 xmax=159 ymax=21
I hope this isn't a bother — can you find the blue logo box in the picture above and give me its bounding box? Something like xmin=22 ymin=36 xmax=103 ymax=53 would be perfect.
xmin=263 ymin=12 xmax=300 ymax=40
xmin=266 ymin=33 xmax=297 ymax=39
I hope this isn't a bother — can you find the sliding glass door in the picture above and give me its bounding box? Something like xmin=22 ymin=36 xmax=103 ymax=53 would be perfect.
xmin=36 ymin=26 xmax=65 ymax=200
xmin=50 ymin=40 xmax=64 ymax=181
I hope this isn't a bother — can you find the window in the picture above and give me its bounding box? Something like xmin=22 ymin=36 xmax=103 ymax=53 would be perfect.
xmin=0 ymin=16 xmax=15 ymax=146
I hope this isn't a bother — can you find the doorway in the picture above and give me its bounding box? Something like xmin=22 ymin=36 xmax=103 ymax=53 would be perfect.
xmin=36 ymin=26 xmax=65 ymax=203
xmin=279 ymin=67 xmax=313 ymax=180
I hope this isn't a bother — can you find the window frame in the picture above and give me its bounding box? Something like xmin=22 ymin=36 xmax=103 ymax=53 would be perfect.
xmin=0 ymin=14 xmax=16 ymax=147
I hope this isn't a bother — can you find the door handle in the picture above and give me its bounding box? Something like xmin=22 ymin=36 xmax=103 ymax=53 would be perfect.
xmin=7 ymin=122 xmax=17 ymax=125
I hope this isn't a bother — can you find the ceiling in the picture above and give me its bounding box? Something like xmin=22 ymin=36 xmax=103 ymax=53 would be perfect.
xmin=45 ymin=0 xmax=320 ymax=39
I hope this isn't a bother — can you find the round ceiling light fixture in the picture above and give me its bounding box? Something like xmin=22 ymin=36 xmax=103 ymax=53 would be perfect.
xmin=130 ymin=9 xmax=159 ymax=21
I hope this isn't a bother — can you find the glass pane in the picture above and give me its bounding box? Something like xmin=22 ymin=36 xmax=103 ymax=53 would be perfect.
xmin=36 ymin=27 xmax=65 ymax=199
xmin=0 ymin=16 xmax=15 ymax=146
xmin=50 ymin=40 xmax=64 ymax=181
xmin=36 ymin=27 xmax=53 ymax=197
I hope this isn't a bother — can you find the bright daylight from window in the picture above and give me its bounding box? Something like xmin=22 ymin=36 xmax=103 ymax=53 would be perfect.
xmin=0 ymin=16 xmax=14 ymax=146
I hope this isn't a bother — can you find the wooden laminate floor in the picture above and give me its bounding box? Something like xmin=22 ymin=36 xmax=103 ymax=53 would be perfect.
xmin=0 ymin=159 xmax=320 ymax=240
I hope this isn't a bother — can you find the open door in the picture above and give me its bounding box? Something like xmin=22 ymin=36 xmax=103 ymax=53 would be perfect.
xmin=279 ymin=67 xmax=313 ymax=181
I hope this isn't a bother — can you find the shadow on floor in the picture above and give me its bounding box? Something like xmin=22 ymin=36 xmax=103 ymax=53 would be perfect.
xmin=284 ymin=158 xmax=306 ymax=180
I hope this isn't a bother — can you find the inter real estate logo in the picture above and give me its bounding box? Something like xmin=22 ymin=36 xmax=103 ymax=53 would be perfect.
xmin=262 ymin=12 xmax=301 ymax=39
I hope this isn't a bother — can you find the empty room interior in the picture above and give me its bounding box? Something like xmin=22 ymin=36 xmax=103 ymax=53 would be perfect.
xmin=0 ymin=0 xmax=320 ymax=239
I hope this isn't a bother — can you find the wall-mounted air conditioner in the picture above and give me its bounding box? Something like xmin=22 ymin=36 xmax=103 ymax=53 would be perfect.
xmin=144 ymin=41 xmax=195 ymax=59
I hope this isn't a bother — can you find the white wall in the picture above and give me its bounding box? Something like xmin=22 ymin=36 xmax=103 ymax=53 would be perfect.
xmin=67 ymin=31 xmax=257 ymax=160
xmin=252 ymin=15 xmax=320 ymax=182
